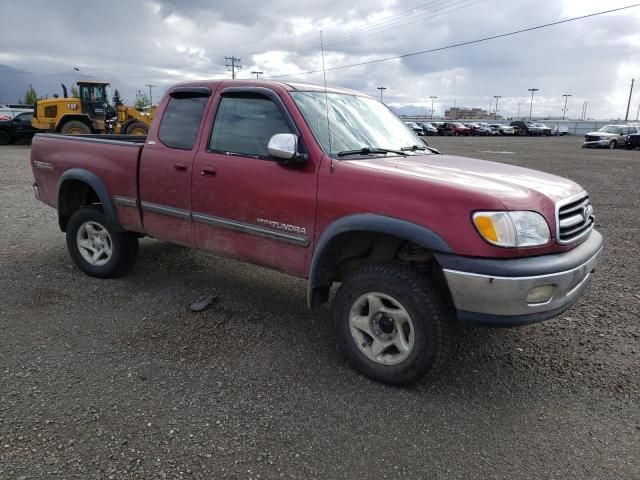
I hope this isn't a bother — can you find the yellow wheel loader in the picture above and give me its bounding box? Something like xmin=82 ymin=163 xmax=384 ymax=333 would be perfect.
xmin=31 ymin=81 xmax=155 ymax=135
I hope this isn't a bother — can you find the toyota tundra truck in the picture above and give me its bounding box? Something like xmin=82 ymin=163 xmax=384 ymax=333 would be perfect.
xmin=30 ymin=80 xmax=603 ymax=385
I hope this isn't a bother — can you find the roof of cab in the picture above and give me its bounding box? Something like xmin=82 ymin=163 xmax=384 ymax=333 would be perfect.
xmin=167 ymin=79 xmax=369 ymax=98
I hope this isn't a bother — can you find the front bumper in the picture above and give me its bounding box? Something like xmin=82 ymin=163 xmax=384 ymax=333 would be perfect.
xmin=583 ymin=139 xmax=611 ymax=147
xmin=435 ymin=230 xmax=603 ymax=326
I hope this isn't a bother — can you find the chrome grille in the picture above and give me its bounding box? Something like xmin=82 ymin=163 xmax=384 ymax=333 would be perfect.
xmin=556 ymin=192 xmax=594 ymax=244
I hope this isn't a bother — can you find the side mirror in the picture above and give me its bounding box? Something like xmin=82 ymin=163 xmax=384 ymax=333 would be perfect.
xmin=268 ymin=133 xmax=307 ymax=164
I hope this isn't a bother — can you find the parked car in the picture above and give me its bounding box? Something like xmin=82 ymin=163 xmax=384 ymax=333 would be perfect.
xmin=468 ymin=123 xmax=492 ymax=136
xmin=489 ymin=124 xmax=515 ymax=136
xmin=477 ymin=122 xmax=499 ymax=135
xmin=583 ymin=125 xmax=638 ymax=149
xmin=552 ymin=124 xmax=569 ymax=136
xmin=417 ymin=122 xmax=437 ymax=136
xmin=0 ymin=111 xmax=38 ymax=145
xmin=404 ymin=121 xmax=424 ymax=135
xmin=30 ymin=79 xmax=602 ymax=386
xmin=510 ymin=121 xmax=542 ymax=136
xmin=625 ymin=132 xmax=640 ymax=150
xmin=438 ymin=122 xmax=471 ymax=136
xmin=0 ymin=104 xmax=33 ymax=119
xmin=533 ymin=123 xmax=552 ymax=136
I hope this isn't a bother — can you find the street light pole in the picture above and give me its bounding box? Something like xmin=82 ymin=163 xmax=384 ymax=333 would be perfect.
xmin=493 ymin=95 xmax=501 ymax=120
xmin=528 ymin=88 xmax=539 ymax=121
xmin=377 ymin=86 xmax=387 ymax=103
xmin=429 ymin=96 xmax=437 ymax=120
xmin=251 ymin=71 xmax=264 ymax=79
xmin=517 ymin=102 xmax=521 ymax=118
xmin=562 ymin=94 xmax=572 ymax=120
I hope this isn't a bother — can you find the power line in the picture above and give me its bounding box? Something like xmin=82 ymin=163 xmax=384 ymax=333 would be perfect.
xmin=295 ymin=0 xmax=480 ymax=52
xmin=293 ymin=0 xmax=449 ymax=49
xmin=269 ymin=4 xmax=640 ymax=78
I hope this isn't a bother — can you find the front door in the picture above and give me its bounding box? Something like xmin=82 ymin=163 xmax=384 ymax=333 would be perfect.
xmin=191 ymin=91 xmax=318 ymax=277
xmin=138 ymin=90 xmax=210 ymax=246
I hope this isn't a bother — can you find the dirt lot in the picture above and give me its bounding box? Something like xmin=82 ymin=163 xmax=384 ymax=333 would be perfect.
xmin=1 ymin=136 xmax=638 ymax=479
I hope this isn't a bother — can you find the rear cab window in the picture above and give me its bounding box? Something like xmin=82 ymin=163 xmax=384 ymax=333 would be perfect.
xmin=159 ymin=95 xmax=209 ymax=150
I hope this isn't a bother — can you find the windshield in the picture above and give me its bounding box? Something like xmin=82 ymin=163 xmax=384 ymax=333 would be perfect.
xmin=290 ymin=91 xmax=426 ymax=156
xmin=598 ymin=125 xmax=623 ymax=134
xmin=105 ymin=85 xmax=113 ymax=106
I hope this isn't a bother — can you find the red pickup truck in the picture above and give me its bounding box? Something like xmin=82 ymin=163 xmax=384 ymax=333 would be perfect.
xmin=30 ymin=80 xmax=602 ymax=385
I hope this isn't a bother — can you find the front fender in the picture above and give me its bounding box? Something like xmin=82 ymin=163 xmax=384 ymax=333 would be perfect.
xmin=307 ymin=214 xmax=451 ymax=308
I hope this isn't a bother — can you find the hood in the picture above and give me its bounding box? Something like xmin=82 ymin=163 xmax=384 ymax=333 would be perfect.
xmin=348 ymin=153 xmax=583 ymax=207
xmin=586 ymin=131 xmax=614 ymax=137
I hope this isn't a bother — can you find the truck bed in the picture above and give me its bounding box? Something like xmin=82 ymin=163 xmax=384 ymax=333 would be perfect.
xmin=30 ymin=133 xmax=145 ymax=232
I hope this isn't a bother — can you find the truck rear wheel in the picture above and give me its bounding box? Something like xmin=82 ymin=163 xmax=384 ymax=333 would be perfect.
xmin=61 ymin=121 xmax=91 ymax=135
xmin=333 ymin=263 xmax=451 ymax=385
xmin=66 ymin=207 xmax=138 ymax=278
xmin=125 ymin=121 xmax=148 ymax=136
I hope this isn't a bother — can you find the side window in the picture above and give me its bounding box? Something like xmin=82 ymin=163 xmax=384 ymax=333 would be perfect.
xmin=159 ymin=96 xmax=208 ymax=150
xmin=19 ymin=113 xmax=33 ymax=122
xmin=209 ymin=96 xmax=293 ymax=158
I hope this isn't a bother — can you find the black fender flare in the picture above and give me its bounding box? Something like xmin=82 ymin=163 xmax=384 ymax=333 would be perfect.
xmin=307 ymin=214 xmax=451 ymax=308
xmin=57 ymin=168 xmax=122 ymax=232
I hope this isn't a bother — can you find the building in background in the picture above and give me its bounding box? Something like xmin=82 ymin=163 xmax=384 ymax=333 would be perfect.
xmin=445 ymin=107 xmax=490 ymax=120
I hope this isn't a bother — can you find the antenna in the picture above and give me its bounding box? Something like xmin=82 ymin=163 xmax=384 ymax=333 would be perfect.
xmin=320 ymin=30 xmax=334 ymax=171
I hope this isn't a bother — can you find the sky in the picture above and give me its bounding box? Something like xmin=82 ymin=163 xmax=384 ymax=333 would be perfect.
xmin=1 ymin=0 xmax=639 ymax=119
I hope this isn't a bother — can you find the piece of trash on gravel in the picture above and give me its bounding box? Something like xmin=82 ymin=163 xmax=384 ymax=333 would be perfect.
xmin=190 ymin=293 xmax=218 ymax=312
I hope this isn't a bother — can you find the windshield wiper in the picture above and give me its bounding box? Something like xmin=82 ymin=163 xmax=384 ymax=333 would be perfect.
xmin=401 ymin=144 xmax=442 ymax=155
xmin=337 ymin=147 xmax=407 ymax=157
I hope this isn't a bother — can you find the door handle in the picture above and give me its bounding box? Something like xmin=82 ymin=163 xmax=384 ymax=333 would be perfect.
xmin=174 ymin=162 xmax=187 ymax=173
xmin=201 ymin=166 xmax=216 ymax=177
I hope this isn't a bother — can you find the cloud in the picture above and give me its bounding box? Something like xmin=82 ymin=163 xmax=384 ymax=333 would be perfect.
xmin=1 ymin=0 xmax=639 ymax=119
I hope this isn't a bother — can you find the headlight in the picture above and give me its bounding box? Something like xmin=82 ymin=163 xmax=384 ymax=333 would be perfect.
xmin=473 ymin=211 xmax=550 ymax=247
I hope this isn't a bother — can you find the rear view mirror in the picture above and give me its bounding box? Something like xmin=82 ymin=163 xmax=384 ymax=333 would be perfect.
xmin=268 ymin=133 xmax=307 ymax=164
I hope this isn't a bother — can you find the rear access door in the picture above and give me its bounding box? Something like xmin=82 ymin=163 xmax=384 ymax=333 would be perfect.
xmin=138 ymin=87 xmax=211 ymax=246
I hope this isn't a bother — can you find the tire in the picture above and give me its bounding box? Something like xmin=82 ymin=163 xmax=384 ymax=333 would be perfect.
xmin=66 ymin=206 xmax=138 ymax=278
xmin=125 ymin=121 xmax=149 ymax=136
xmin=333 ymin=263 xmax=451 ymax=385
xmin=61 ymin=120 xmax=91 ymax=135
xmin=609 ymin=140 xmax=617 ymax=150
xmin=0 ymin=130 xmax=10 ymax=145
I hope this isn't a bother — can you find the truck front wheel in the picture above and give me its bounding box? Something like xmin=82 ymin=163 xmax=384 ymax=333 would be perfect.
xmin=333 ymin=264 xmax=451 ymax=385
xmin=66 ymin=207 xmax=138 ymax=278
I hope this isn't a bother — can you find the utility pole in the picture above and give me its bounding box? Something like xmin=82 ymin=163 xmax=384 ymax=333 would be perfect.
xmin=488 ymin=98 xmax=492 ymax=118
xmin=581 ymin=100 xmax=588 ymax=121
xmin=625 ymin=78 xmax=634 ymax=122
xmin=225 ymin=56 xmax=242 ymax=79
xmin=145 ymin=84 xmax=156 ymax=106
xmin=528 ymin=88 xmax=539 ymax=121
xmin=429 ymin=96 xmax=437 ymax=120
xmin=561 ymin=94 xmax=572 ymax=120
xmin=517 ymin=102 xmax=521 ymax=119
xmin=636 ymin=102 xmax=640 ymax=122
xmin=251 ymin=71 xmax=263 ymax=79
xmin=493 ymin=95 xmax=501 ymax=120
xmin=377 ymin=86 xmax=387 ymax=103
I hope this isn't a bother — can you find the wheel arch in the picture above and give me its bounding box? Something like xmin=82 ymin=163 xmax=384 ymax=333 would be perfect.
xmin=57 ymin=169 xmax=122 ymax=233
xmin=308 ymin=214 xmax=452 ymax=308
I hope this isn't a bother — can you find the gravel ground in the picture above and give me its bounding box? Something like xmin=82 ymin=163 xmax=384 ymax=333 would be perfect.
xmin=0 ymin=136 xmax=638 ymax=479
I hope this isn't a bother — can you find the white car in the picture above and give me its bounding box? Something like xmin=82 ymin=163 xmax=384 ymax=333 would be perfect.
xmin=0 ymin=105 xmax=34 ymax=119
xmin=583 ymin=125 xmax=638 ymax=149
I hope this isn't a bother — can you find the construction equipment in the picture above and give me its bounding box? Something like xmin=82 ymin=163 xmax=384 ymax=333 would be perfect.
xmin=31 ymin=81 xmax=155 ymax=135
